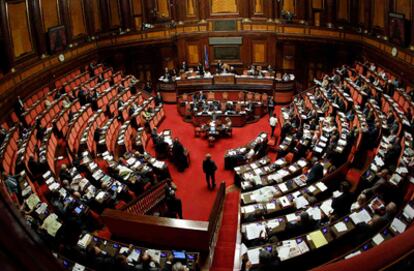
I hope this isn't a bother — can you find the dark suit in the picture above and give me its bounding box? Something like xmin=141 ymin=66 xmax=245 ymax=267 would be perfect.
xmin=203 ymin=158 xmax=217 ymax=188
xmin=307 ymin=163 xmax=324 ymax=182
xmin=331 ymin=191 xmax=354 ymax=217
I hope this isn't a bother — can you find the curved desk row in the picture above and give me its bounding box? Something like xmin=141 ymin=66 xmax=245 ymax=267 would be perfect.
xmin=158 ymin=75 xmax=296 ymax=105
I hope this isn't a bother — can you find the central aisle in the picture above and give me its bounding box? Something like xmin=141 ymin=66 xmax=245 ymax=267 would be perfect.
xmin=150 ymin=104 xmax=280 ymax=221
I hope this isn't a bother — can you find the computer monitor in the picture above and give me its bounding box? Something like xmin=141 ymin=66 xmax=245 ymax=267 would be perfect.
xmin=172 ymin=250 xmax=186 ymax=260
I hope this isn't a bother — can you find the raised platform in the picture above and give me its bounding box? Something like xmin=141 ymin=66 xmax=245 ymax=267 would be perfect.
xmin=158 ymin=75 xmax=296 ymax=105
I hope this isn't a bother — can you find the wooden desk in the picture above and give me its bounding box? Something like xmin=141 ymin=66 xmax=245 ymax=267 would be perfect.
xmin=158 ymin=75 xmax=296 ymax=104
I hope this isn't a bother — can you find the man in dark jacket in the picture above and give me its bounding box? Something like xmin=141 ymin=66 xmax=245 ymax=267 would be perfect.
xmin=202 ymin=153 xmax=217 ymax=189
xmin=307 ymin=160 xmax=324 ymax=183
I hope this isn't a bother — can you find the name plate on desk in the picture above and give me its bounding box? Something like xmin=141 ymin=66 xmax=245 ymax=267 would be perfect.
xmin=214 ymin=75 xmax=235 ymax=85
xmin=236 ymin=77 xmax=274 ymax=86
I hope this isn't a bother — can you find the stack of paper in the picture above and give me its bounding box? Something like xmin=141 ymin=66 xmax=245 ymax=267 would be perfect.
xmin=308 ymin=230 xmax=328 ymax=248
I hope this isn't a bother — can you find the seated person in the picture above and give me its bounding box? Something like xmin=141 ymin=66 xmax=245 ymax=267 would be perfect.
xmin=243 ymin=249 xmax=281 ymax=271
xmin=283 ymin=212 xmax=319 ymax=239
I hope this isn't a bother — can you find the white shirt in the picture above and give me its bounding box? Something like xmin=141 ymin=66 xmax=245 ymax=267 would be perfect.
xmin=269 ymin=116 xmax=278 ymax=127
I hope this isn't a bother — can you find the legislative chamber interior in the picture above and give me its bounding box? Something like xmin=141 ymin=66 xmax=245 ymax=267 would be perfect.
xmin=1 ymin=0 xmax=414 ymax=271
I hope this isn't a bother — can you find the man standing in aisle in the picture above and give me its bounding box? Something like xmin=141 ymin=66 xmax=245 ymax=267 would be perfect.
xmin=203 ymin=154 xmax=217 ymax=189
xmin=269 ymin=114 xmax=278 ymax=137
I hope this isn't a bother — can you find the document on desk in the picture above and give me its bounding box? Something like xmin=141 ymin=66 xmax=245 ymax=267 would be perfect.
xmin=241 ymin=243 xmax=248 ymax=256
xmin=308 ymin=185 xmax=316 ymax=193
xmin=242 ymin=205 xmax=256 ymax=214
xmin=334 ymin=222 xmax=348 ymax=233
xmin=307 ymin=207 xmax=322 ymax=220
xmin=266 ymin=202 xmax=276 ymax=211
xmin=253 ymin=174 xmax=262 ymax=185
xmin=279 ymin=183 xmax=288 ymax=193
xmin=127 ymin=249 xmax=141 ymax=263
xmin=308 ymin=230 xmax=328 ymax=248
xmin=279 ymin=196 xmax=290 ymax=207
xmin=146 ymin=249 xmax=161 ymax=264
xmin=372 ymin=233 xmax=385 ymax=245
xmin=320 ymin=199 xmax=333 ymax=216
xmin=267 ymin=219 xmax=280 ymax=229
xmin=295 ymin=196 xmax=309 ymax=209
xmin=247 ymin=248 xmax=261 ymax=265
xmin=391 ymin=218 xmax=406 ymax=234
xmin=297 ymin=240 xmax=310 ymax=253
xmin=297 ymin=159 xmax=307 ymax=168
xmin=316 ymin=182 xmax=328 ymax=192
xmin=350 ymin=209 xmax=371 ymax=224
xmin=286 ymin=213 xmax=298 ymax=222
xmin=77 ymin=234 xmax=92 ymax=249
xmin=403 ymin=204 xmax=414 ymax=220
xmin=72 ymin=263 xmax=86 ymax=271
xmin=41 ymin=214 xmax=62 ymax=237
xmin=246 ymin=223 xmax=266 ymax=240
xmin=277 ymin=245 xmax=290 ymax=261
xmin=26 ymin=193 xmax=41 ymax=210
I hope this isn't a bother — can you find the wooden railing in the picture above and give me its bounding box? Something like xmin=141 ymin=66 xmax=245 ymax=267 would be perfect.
xmin=208 ymin=182 xmax=226 ymax=245
xmin=101 ymin=181 xmax=227 ymax=254
xmin=121 ymin=180 xmax=168 ymax=214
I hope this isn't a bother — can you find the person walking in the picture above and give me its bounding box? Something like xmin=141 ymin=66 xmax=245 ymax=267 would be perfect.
xmin=269 ymin=114 xmax=278 ymax=137
xmin=202 ymin=153 xmax=217 ymax=190
xmin=268 ymin=97 xmax=275 ymax=117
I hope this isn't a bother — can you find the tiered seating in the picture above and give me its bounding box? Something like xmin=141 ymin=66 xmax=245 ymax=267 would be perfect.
xmin=0 ymin=63 xmax=198 ymax=271
xmin=237 ymin=61 xmax=414 ymax=270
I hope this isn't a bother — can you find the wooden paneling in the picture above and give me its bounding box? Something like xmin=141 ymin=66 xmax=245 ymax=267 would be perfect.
xmin=68 ymin=0 xmax=86 ymax=37
xmin=6 ymin=0 xmax=33 ymax=58
xmin=283 ymin=0 xmax=295 ymax=13
xmin=187 ymin=43 xmax=200 ymax=65
xmin=395 ymin=0 xmax=411 ymax=19
xmin=157 ymin=0 xmax=170 ymax=18
xmin=312 ymin=0 xmax=323 ymax=9
xmin=131 ymin=0 xmax=142 ymax=14
xmin=40 ymin=0 xmax=60 ymax=31
xmin=372 ymin=0 xmax=385 ymax=28
xmin=91 ymin=0 xmax=102 ymax=32
xmin=282 ymin=44 xmax=295 ymax=70
xmin=185 ymin=0 xmax=196 ymax=17
xmin=337 ymin=0 xmax=349 ymax=21
xmin=252 ymin=41 xmax=266 ymax=64
xmin=253 ymin=0 xmax=264 ymax=15
xmin=131 ymin=0 xmax=143 ymax=29
xmin=210 ymin=0 xmax=238 ymax=14
xmin=358 ymin=0 xmax=365 ymax=24
xmin=109 ymin=0 xmax=121 ymax=27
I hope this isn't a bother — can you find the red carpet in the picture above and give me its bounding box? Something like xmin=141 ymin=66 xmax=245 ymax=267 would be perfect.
xmin=150 ymin=104 xmax=281 ymax=221
xmin=210 ymin=190 xmax=240 ymax=271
